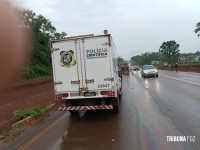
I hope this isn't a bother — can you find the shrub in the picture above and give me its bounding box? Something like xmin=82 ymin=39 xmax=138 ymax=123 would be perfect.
xmin=13 ymin=104 xmax=49 ymax=120
xmin=23 ymin=65 xmax=52 ymax=79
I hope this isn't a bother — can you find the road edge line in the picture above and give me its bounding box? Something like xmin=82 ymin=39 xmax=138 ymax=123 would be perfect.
xmin=17 ymin=112 xmax=68 ymax=150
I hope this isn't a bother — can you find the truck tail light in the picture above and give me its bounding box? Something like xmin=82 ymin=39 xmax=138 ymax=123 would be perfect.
xmin=100 ymin=91 xmax=115 ymax=97
xmin=62 ymin=93 xmax=69 ymax=97
xmin=100 ymin=91 xmax=109 ymax=95
xmin=55 ymin=95 xmax=61 ymax=100
xmin=55 ymin=93 xmax=69 ymax=100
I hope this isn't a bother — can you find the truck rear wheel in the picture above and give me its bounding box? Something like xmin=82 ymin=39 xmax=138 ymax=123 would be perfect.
xmin=113 ymin=104 xmax=119 ymax=112
xmin=113 ymin=99 xmax=120 ymax=112
xmin=69 ymin=110 xmax=78 ymax=115
xmin=118 ymin=90 xmax=122 ymax=100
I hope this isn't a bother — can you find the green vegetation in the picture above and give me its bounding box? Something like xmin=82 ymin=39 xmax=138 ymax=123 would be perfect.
xmin=181 ymin=51 xmax=200 ymax=56
xmin=17 ymin=9 xmax=66 ymax=79
xmin=130 ymin=33 xmax=200 ymax=66
xmin=131 ymin=52 xmax=161 ymax=66
xmin=17 ymin=13 xmax=200 ymax=78
xmin=159 ymin=41 xmax=180 ymax=63
xmin=177 ymin=62 xmax=200 ymax=67
xmin=131 ymin=51 xmax=200 ymax=66
xmin=117 ymin=56 xmax=125 ymax=63
xmin=13 ymin=104 xmax=50 ymax=120
xmin=194 ymin=22 xmax=200 ymax=37
xmin=23 ymin=65 xmax=52 ymax=79
xmin=130 ymin=22 xmax=200 ymax=66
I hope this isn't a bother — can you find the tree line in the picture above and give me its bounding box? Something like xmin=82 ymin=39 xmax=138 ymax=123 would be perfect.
xmin=130 ymin=51 xmax=200 ymax=66
xmin=128 ymin=22 xmax=200 ymax=66
xmin=17 ymin=9 xmax=66 ymax=78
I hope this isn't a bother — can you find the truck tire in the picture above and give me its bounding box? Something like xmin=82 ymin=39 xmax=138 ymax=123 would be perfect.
xmin=113 ymin=99 xmax=119 ymax=112
xmin=69 ymin=110 xmax=78 ymax=115
xmin=113 ymin=104 xmax=119 ymax=112
xmin=118 ymin=90 xmax=122 ymax=99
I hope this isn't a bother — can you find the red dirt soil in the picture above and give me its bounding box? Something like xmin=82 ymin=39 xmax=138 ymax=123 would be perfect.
xmin=178 ymin=65 xmax=200 ymax=73
xmin=0 ymin=77 xmax=54 ymax=133
xmin=160 ymin=65 xmax=200 ymax=73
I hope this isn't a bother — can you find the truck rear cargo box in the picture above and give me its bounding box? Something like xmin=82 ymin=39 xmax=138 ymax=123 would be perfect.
xmin=50 ymin=34 xmax=122 ymax=112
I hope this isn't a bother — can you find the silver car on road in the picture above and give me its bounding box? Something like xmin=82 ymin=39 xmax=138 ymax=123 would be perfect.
xmin=141 ymin=65 xmax=158 ymax=78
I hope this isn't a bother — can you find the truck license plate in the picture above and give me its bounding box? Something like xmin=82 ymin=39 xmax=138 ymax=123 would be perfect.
xmin=84 ymin=92 xmax=96 ymax=97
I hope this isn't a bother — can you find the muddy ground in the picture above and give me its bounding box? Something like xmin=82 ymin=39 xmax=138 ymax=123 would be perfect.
xmin=0 ymin=77 xmax=54 ymax=133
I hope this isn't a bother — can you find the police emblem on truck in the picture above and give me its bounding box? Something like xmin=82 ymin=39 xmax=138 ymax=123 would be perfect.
xmin=60 ymin=50 xmax=76 ymax=67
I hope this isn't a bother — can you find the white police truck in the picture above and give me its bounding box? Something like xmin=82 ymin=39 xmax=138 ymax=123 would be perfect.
xmin=50 ymin=33 xmax=122 ymax=112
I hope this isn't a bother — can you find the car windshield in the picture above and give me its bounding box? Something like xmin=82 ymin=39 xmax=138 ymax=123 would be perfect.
xmin=143 ymin=65 xmax=155 ymax=70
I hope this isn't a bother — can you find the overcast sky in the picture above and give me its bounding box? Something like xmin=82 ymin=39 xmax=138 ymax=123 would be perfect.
xmin=15 ymin=0 xmax=200 ymax=60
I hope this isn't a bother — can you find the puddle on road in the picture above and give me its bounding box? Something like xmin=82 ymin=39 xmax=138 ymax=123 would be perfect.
xmin=60 ymin=110 xmax=120 ymax=150
xmin=79 ymin=110 xmax=87 ymax=117
xmin=50 ymin=131 xmax=68 ymax=150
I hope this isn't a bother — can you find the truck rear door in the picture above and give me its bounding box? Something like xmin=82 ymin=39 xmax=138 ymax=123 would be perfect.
xmin=81 ymin=36 xmax=113 ymax=91
xmin=51 ymin=35 xmax=113 ymax=96
xmin=51 ymin=40 xmax=81 ymax=93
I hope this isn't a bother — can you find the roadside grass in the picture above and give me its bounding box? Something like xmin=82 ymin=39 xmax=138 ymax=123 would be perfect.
xmin=0 ymin=103 xmax=55 ymax=142
xmin=12 ymin=103 xmax=50 ymax=121
xmin=178 ymin=63 xmax=200 ymax=66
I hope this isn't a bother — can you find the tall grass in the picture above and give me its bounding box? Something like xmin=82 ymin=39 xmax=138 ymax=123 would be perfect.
xmin=13 ymin=104 xmax=50 ymax=120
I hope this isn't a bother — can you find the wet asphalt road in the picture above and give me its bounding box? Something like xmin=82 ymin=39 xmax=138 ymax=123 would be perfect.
xmin=1 ymin=70 xmax=200 ymax=150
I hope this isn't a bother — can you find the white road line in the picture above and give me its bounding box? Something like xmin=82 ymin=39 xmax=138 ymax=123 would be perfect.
xmin=160 ymin=74 xmax=200 ymax=86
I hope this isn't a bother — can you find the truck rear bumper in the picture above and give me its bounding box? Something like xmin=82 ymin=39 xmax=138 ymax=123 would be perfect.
xmin=63 ymin=97 xmax=118 ymax=106
xmin=59 ymin=105 xmax=113 ymax=111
